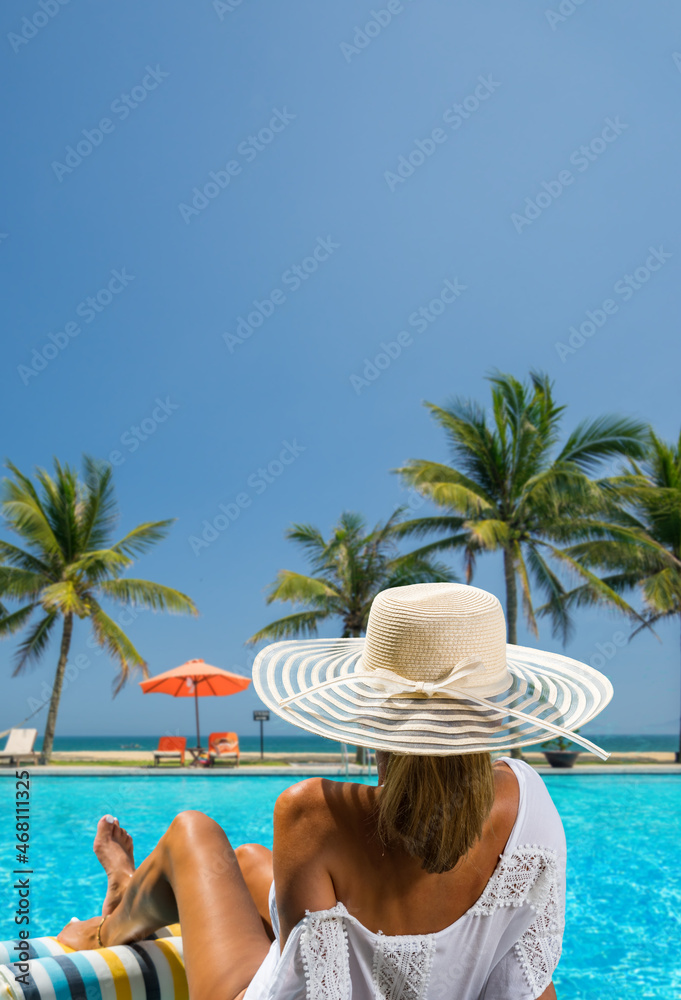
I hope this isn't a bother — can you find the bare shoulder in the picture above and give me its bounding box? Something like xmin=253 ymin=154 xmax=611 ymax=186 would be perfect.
xmin=275 ymin=777 xmax=327 ymax=819
xmin=274 ymin=778 xmax=338 ymax=836
xmin=492 ymin=758 xmax=518 ymax=784
xmin=273 ymin=779 xmax=339 ymax=935
xmin=492 ymin=760 xmax=520 ymax=824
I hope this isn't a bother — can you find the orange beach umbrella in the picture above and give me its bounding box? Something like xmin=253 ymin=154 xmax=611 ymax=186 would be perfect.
xmin=139 ymin=658 xmax=251 ymax=749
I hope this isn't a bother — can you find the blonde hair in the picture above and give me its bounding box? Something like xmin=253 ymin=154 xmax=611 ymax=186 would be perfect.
xmin=377 ymin=753 xmax=495 ymax=874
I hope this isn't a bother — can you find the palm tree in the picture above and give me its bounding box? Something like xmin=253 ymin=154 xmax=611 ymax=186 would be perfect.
xmin=247 ymin=510 xmax=455 ymax=643
xmin=395 ymin=371 xmax=649 ymax=646
xmin=0 ymin=457 xmax=198 ymax=764
xmin=563 ymin=431 xmax=681 ymax=760
xmin=247 ymin=510 xmax=455 ymax=763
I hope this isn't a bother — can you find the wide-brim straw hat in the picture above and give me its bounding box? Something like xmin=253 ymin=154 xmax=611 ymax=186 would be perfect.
xmin=252 ymin=583 xmax=613 ymax=759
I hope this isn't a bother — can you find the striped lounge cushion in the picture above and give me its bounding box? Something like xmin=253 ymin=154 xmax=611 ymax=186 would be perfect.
xmin=0 ymin=925 xmax=187 ymax=1000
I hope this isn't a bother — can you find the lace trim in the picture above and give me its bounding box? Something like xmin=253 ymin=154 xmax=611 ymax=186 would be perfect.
xmin=513 ymin=861 xmax=564 ymax=995
xmin=373 ymin=933 xmax=435 ymax=1000
xmin=470 ymin=844 xmax=564 ymax=994
xmin=469 ymin=844 xmax=559 ymax=915
xmin=300 ymin=905 xmax=350 ymax=1000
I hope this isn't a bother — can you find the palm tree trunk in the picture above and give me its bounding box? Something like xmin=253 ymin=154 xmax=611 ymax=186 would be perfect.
xmin=503 ymin=548 xmax=518 ymax=644
xmin=677 ymin=614 xmax=681 ymax=765
xmin=39 ymin=613 xmax=73 ymax=765
xmin=503 ymin=548 xmax=523 ymax=760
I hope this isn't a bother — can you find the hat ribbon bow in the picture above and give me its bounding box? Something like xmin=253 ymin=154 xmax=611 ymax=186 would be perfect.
xmin=369 ymin=657 xmax=485 ymax=697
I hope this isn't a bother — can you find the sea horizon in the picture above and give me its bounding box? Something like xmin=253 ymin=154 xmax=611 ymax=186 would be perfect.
xmin=31 ymin=733 xmax=679 ymax=753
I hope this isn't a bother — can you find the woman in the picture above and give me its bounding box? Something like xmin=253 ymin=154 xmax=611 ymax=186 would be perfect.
xmin=59 ymin=583 xmax=613 ymax=999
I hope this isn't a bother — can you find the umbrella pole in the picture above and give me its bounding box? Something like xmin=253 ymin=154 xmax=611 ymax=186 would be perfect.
xmin=194 ymin=686 xmax=201 ymax=750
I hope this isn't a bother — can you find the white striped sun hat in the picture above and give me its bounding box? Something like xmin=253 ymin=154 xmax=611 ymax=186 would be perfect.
xmin=252 ymin=583 xmax=614 ymax=759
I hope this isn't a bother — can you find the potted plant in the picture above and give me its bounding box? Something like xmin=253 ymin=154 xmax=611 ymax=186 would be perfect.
xmin=541 ymin=734 xmax=581 ymax=768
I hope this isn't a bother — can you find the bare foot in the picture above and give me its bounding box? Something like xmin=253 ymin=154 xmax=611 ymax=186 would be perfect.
xmin=57 ymin=916 xmax=102 ymax=951
xmin=93 ymin=815 xmax=136 ymax=916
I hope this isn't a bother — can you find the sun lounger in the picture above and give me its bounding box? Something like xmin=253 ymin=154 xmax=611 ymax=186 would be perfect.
xmin=153 ymin=736 xmax=187 ymax=766
xmin=0 ymin=728 xmax=38 ymax=766
xmin=208 ymin=731 xmax=240 ymax=766
xmin=0 ymin=924 xmax=184 ymax=999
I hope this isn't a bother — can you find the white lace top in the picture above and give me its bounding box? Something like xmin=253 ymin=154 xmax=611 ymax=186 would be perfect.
xmin=244 ymin=759 xmax=566 ymax=1000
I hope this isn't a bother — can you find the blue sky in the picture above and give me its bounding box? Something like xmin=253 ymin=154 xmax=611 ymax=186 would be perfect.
xmin=1 ymin=0 xmax=680 ymax=740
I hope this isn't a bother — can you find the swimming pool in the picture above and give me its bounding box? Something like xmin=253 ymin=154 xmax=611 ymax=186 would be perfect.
xmin=2 ymin=774 xmax=679 ymax=999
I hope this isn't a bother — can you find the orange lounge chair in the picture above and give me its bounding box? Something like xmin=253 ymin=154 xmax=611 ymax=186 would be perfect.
xmin=208 ymin=731 xmax=240 ymax=766
xmin=153 ymin=736 xmax=186 ymax=766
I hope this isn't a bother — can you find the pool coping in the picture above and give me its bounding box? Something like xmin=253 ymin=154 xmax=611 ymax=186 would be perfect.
xmin=1 ymin=764 xmax=680 ymax=776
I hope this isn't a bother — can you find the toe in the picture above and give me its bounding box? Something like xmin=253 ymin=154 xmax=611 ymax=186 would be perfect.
xmin=112 ymin=823 xmax=129 ymax=845
xmin=94 ymin=815 xmax=115 ymax=844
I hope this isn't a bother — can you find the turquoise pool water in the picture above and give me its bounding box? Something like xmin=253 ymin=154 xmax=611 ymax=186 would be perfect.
xmin=1 ymin=774 xmax=679 ymax=999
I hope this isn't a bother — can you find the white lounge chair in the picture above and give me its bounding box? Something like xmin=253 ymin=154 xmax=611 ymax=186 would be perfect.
xmin=0 ymin=728 xmax=38 ymax=766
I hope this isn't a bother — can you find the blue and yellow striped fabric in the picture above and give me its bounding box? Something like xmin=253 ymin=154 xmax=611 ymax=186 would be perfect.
xmin=0 ymin=926 xmax=186 ymax=1000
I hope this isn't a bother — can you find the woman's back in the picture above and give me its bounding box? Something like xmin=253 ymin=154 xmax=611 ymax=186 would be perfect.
xmin=246 ymin=758 xmax=566 ymax=1000
xmin=298 ymin=759 xmax=519 ymax=935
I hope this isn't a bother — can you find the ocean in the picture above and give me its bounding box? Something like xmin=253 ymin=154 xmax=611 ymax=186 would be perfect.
xmin=35 ymin=733 xmax=679 ymax=753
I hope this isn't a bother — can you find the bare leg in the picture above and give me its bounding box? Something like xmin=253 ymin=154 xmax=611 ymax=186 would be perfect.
xmin=59 ymin=811 xmax=271 ymax=1000
xmin=93 ymin=815 xmax=135 ymax=916
xmin=234 ymin=843 xmax=274 ymax=940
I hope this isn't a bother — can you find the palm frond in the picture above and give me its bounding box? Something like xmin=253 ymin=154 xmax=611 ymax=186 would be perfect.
xmin=80 ymin=457 xmax=119 ymax=549
xmin=398 ymin=459 xmax=495 ymax=512
xmin=527 ymin=547 xmax=572 ymax=644
xmin=0 ymin=603 xmax=37 ymax=638
xmin=246 ymin=609 xmax=331 ymax=645
xmin=514 ymin=542 xmax=538 ymax=637
xmin=641 ymin=568 xmax=681 ymax=616
xmin=88 ymin=601 xmax=147 ymax=693
xmin=69 ymin=548 xmax=133 ymax=583
xmin=2 ymin=462 xmax=62 ymax=558
xmin=385 ymin=554 xmax=456 ymax=588
xmin=264 ymin=570 xmax=340 ymax=606
xmin=33 ymin=460 xmax=81 ymax=561
xmin=97 ymin=579 xmax=198 ymax=616
xmin=12 ymin=612 xmax=58 ymax=674
xmin=389 ymin=515 xmax=467 ymax=541
xmin=536 ymin=540 xmax=644 ymax=622
xmin=0 ymin=567 xmax=51 ymax=601
xmin=557 ymin=416 xmax=648 ymax=471
xmin=111 ymin=520 xmax=175 ymax=558
xmin=0 ymin=540 xmax=53 ymax=576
